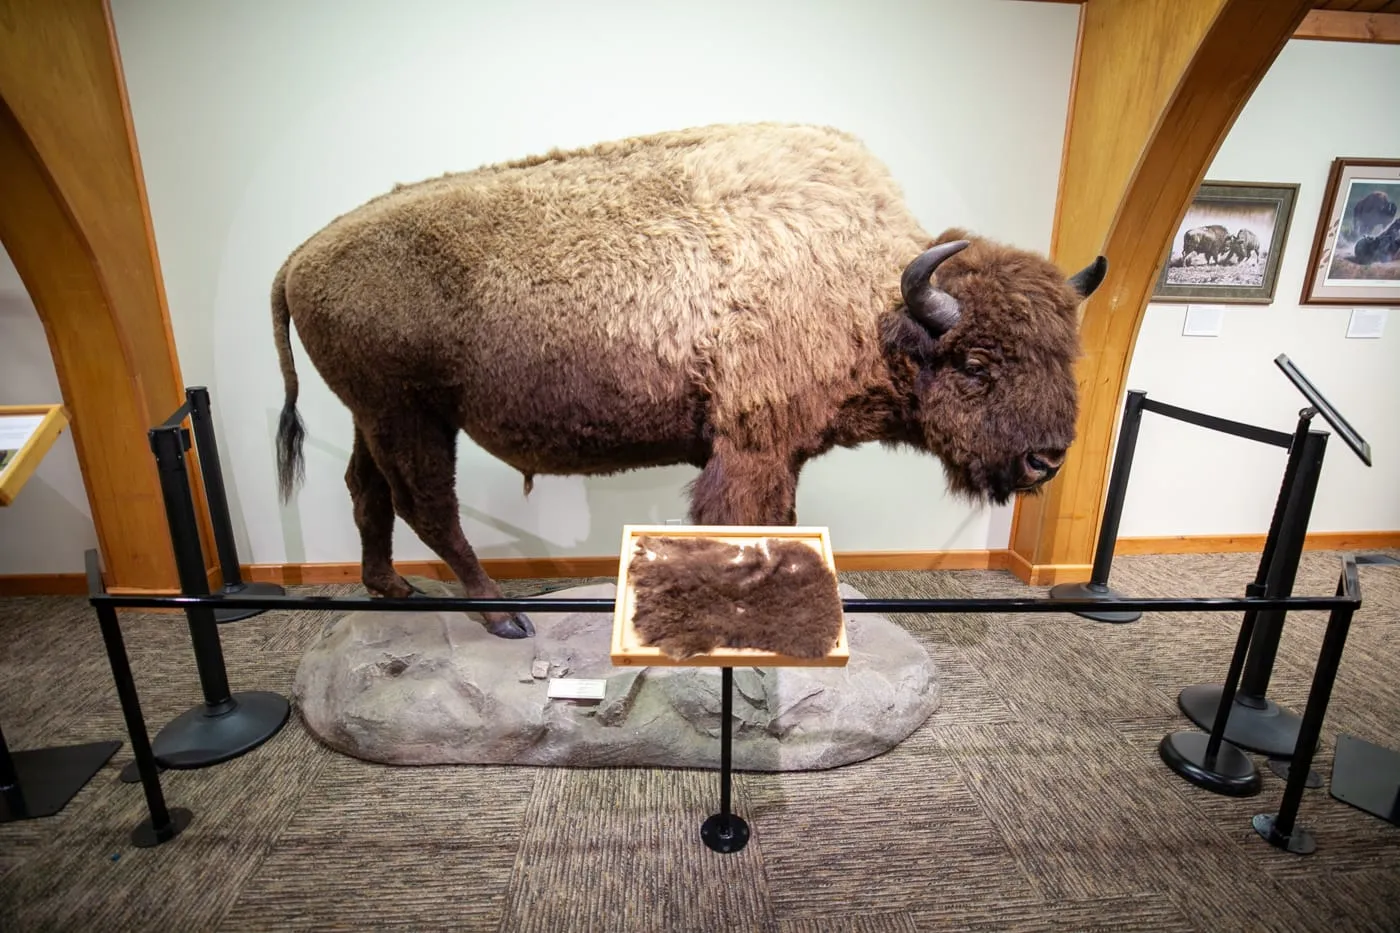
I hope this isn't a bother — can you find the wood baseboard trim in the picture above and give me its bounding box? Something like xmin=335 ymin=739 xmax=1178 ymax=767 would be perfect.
xmin=1005 ymin=557 xmax=1093 ymax=587
xmin=5 ymin=532 xmax=1395 ymax=597
xmin=1115 ymin=531 xmax=1400 ymax=556
xmin=0 ymin=572 xmax=89 ymax=596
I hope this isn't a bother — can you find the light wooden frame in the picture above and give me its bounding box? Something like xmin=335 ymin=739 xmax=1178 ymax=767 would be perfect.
xmin=0 ymin=404 xmax=69 ymax=507
xmin=610 ymin=524 xmax=849 ymax=669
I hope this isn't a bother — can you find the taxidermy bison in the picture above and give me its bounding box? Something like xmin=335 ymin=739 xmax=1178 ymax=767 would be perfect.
xmin=270 ymin=123 xmax=1106 ymax=638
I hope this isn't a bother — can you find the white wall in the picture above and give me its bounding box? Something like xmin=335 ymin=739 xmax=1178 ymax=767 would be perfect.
xmin=0 ymin=248 xmax=101 ymax=572
xmin=1119 ymin=39 xmax=1400 ymax=539
xmin=103 ymin=0 xmax=1081 ymax=567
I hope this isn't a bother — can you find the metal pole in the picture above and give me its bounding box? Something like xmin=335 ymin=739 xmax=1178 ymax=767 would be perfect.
xmin=1237 ymin=427 xmax=1328 ymax=702
xmin=1254 ymin=573 xmax=1355 ymax=855
xmin=700 ymin=667 xmax=749 ymax=853
xmin=95 ymin=601 xmax=180 ymax=842
xmin=149 ymin=425 xmax=234 ymax=711
xmin=719 ymin=666 xmax=733 ymax=820
xmin=0 ymin=721 xmax=17 ymax=790
xmin=1089 ymin=390 xmax=1147 ymax=587
xmin=185 ymin=387 xmax=242 ymax=588
xmin=1205 ymin=583 xmax=1263 ymax=765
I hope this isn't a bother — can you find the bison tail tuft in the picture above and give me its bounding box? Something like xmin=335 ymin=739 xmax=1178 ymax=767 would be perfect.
xmin=272 ymin=260 xmax=306 ymax=502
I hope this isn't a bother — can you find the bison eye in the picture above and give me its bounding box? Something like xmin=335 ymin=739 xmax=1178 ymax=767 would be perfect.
xmin=964 ymin=355 xmax=990 ymax=377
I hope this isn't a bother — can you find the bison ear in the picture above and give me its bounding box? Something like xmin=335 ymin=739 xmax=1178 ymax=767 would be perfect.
xmin=1068 ymin=255 xmax=1108 ymax=298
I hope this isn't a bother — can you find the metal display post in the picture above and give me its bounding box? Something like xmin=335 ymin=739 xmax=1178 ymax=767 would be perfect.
xmin=1253 ymin=564 xmax=1360 ymax=855
xmin=143 ymin=424 xmax=290 ymax=770
xmin=1177 ymin=421 xmax=1327 ymax=758
xmin=700 ymin=667 xmax=749 ymax=853
xmin=185 ymin=387 xmax=286 ymax=624
xmin=85 ymin=550 xmax=192 ymax=847
xmin=1048 ymin=390 xmax=1146 ymax=623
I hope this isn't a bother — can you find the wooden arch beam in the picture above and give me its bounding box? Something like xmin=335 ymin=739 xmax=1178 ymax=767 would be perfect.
xmin=0 ymin=0 xmax=214 ymax=592
xmin=1009 ymin=0 xmax=1318 ymax=583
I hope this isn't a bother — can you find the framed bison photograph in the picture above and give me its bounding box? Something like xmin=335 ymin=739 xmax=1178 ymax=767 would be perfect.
xmin=1152 ymin=180 xmax=1299 ymax=304
xmin=1300 ymin=157 xmax=1400 ymax=306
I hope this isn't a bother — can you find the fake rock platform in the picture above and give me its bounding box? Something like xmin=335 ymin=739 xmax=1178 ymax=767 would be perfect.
xmin=293 ymin=582 xmax=939 ymax=770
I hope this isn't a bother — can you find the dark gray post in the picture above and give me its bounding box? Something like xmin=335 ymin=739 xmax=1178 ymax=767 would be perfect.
xmin=1048 ymin=389 xmax=1146 ymax=623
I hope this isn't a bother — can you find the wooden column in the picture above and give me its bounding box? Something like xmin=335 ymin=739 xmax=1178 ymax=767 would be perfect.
xmin=1008 ymin=0 xmax=1318 ymax=584
xmin=0 ymin=0 xmax=215 ymax=592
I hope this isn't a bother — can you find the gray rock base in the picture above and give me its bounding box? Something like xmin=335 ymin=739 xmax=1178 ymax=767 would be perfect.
xmin=292 ymin=582 xmax=939 ymax=771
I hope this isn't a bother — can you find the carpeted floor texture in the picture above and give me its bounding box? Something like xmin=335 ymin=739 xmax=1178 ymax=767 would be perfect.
xmin=1 ymin=549 xmax=1398 ymax=932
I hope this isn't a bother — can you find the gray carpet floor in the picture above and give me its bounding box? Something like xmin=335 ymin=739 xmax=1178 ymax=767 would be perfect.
xmin=1 ymin=550 xmax=1397 ymax=932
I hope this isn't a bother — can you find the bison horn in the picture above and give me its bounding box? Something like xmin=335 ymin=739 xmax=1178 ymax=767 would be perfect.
xmin=901 ymin=240 xmax=969 ymax=337
xmin=1068 ymin=255 xmax=1108 ymax=298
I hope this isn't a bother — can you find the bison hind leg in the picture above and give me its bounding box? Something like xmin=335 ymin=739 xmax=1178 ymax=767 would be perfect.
xmin=347 ymin=426 xmax=418 ymax=598
xmin=361 ymin=409 xmax=534 ymax=640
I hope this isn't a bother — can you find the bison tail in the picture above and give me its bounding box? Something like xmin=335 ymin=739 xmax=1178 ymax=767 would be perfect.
xmin=271 ymin=260 xmax=306 ymax=503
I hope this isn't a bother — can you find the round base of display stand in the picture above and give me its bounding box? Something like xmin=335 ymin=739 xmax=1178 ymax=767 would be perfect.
xmin=152 ymin=691 xmax=289 ymax=769
xmin=1178 ymin=684 xmax=1301 ymax=759
xmin=1159 ymin=731 xmax=1261 ymax=797
xmin=214 ymin=581 xmax=287 ymax=625
xmin=700 ymin=813 xmax=750 ymax=854
xmin=1047 ymin=581 xmax=1142 ymax=624
xmin=1252 ymin=813 xmax=1317 ymax=855
xmin=131 ymin=806 xmax=193 ymax=848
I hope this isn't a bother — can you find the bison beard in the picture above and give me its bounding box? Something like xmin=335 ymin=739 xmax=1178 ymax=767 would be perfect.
xmin=627 ymin=536 xmax=843 ymax=661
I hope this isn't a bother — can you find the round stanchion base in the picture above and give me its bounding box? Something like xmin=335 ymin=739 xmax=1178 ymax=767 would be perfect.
xmin=131 ymin=806 xmax=193 ymax=848
xmin=1267 ymin=757 xmax=1323 ymax=789
xmin=1047 ymin=581 xmax=1142 ymax=624
xmin=1158 ymin=731 xmax=1261 ymax=797
xmin=1252 ymin=813 xmax=1317 ymax=855
xmin=1178 ymin=684 xmax=1301 ymax=759
xmin=151 ymin=691 xmax=290 ymax=770
xmin=119 ymin=759 xmax=166 ymax=784
xmin=700 ymin=813 xmax=750 ymax=854
xmin=214 ymin=581 xmax=286 ymax=624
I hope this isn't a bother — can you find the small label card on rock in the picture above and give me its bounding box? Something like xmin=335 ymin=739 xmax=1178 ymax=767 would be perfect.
xmin=547 ymin=678 xmax=607 ymax=701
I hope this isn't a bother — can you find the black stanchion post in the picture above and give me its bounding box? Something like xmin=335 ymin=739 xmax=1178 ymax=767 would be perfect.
xmin=1254 ymin=567 xmax=1357 ymax=855
xmin=86 ymin=550 xmax=193 ymax=847
xmin=1178 ymin=420 xmax=1327 ymax=758
xmin=700 ymin=667 xmax=749 ymax=853
xmin=185 ymin=387 xmax=286 ymax=624
xmin=1158 ymin=581 xmax=1263 ymax=796
xmin=1049 ymin=390 xmax=1145 ymax=623
xmin=143 ymin=424 xmax=290 ymax=771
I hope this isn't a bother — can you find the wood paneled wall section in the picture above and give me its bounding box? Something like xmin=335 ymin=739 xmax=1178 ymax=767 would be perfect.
xmin=0 ymin=0 xmax=215 ymax=592
xmin=1008 ymin=0 xmax=1318 ymax=584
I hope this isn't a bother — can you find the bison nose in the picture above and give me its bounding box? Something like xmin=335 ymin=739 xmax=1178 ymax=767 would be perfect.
xmin=1025 ymin=450 xmax=1065 ymax=481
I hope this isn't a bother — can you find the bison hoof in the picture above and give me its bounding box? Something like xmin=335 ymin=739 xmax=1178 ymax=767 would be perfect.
xmin=485 ymin=612 xmax=536 ymax=639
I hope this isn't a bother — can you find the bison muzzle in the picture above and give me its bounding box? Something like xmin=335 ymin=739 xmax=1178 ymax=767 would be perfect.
xmin=270 ymin=123 xmax=1106 ymax=639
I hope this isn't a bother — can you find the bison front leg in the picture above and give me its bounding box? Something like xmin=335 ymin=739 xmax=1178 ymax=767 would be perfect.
xmin=363 ymin=412 xmax=534 ymax=640
xmin=688 ymin=442 xmax=799 ymax=525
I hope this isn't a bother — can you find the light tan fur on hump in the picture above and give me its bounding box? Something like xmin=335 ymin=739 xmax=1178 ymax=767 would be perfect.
xmin=282 ymin=123 xmax=929 ymax=448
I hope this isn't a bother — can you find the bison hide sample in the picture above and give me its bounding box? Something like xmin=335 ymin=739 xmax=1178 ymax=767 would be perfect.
xmin=271 ymin=122 xmax=1108 ymax=639
xmin=627 ymin=535 xmax=843 ymax=661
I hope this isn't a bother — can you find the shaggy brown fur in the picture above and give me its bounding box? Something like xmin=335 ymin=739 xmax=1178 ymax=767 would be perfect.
xmin=627 ymin=535 xmax=843 ymax=660
xmin=270 ymin=122 xmax=1106 ymax=638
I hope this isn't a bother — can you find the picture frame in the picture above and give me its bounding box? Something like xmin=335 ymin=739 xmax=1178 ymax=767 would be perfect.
xmin=1300 ymin=157 xmax=1400 ymax=306
xmin=1152 ymin=181 xmax=1299 ymax=304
